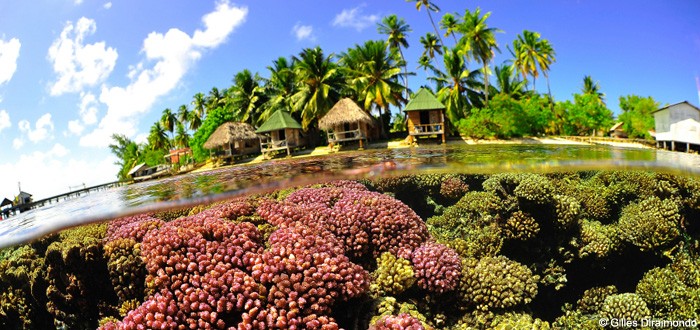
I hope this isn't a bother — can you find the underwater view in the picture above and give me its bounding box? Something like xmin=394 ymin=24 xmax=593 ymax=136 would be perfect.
xmin=1 ymin=144 xmax=700 ymax=329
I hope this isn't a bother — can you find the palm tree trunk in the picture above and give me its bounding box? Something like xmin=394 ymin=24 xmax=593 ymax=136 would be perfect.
xmin=483 ymin=61 xmax=489 ymax=107
xmin=427 ymin=12 xmax=444 ymax=49
xmin=398 ymin=47 xmax=409 ymax=100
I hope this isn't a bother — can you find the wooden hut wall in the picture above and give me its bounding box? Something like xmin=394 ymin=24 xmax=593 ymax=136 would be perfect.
xmin=407 ymin=111 xmax=421 ymax=132
xmin=286 ymin=128 xmax=300 ymax=146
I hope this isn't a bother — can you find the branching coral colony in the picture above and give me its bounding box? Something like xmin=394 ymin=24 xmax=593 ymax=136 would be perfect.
xmin=0 ymin=171 xmax=699 ymax=329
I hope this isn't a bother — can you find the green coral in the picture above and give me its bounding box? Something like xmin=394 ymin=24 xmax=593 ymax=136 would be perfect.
xmin=458 ymin=256 xmax=539 ymax=311
xmin=152 ymin=207 xmax=192 ymax=221
xmin=42 ymin=225 xmax=117 ymax=329
xmin=618 ymin=196 xmax=682 ymax=251
xmin=490 ymin=312 xmax=550 ymax=330
xmin=600 ymin=293 xmax=650 ymax=321
xmin=370 ymin=252 xmax=415 ymax=297
xmin=636 ymin=252 xmax=700 ymax=320
xmin=0 ymin=245 xmax=49 ymax=329
xmin=369 ymin=297 xmax=430 ymax=329
xmin=578 ymin=220 xmax=622 ymax=258
xmin=502 ymin=211 xmax=539 ymax=240
xmin=553 ymin=194 xmax=581 ymax=228
xmin=576 ymin=285 xmax=618 ymax=314
xmin=104 ymin=238 xmax=146 ymax=304
xmin=552 ymin=310 xmax=603 ymax=330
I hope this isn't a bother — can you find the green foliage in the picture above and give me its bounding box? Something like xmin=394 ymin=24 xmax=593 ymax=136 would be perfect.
xmin=190 ymin=106 xmax=235 ymax=162
xmin=142 ymin=148 xmax=166 ymax=167
xmin=457 ymin=94 xmax=551 ymax=138
xmin=618 ymin=95 xmax=659 ymax=139
xmin=560 ymin=93 xmax=614 ymax=136
xmin=109 ymin=134 xmax=141 ymax=181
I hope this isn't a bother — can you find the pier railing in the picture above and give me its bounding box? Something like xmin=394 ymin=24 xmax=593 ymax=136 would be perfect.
xmin=1 ymin=181 xmax=127 ymax=218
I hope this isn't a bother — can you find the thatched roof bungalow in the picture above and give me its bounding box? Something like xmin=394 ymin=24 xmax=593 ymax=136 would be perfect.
xmin=404 ymin=88 xmax=447 ymax=144
xmin=319 ymin=98 xmax=374 ymax=150
xmin=256 ymin=110 xmax=303 ymax=158
xmin=204 ymin=122 xmax=260 ymax=161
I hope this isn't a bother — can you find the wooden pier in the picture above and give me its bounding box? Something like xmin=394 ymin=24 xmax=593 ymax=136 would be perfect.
xmin=1 ymin=181 xmax=126 ymax=218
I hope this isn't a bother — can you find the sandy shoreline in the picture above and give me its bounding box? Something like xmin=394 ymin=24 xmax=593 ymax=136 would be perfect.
xmin=191 ymin=136 xmax=652 ymax=173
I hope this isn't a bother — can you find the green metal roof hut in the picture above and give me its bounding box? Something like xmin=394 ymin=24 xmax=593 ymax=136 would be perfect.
xmin=255 ymin=110 xmax=304 ymax=158
xmin=404 ymin=88 xmax=447 ymax=144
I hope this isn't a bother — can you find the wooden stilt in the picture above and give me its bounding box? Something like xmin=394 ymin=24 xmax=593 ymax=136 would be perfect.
xmin=358 ymin=139 xmax=364 ymax=150
xmin=672 ymin=141 xmax=675 ymax=151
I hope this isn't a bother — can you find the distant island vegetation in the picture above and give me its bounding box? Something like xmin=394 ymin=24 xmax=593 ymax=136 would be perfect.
xmin=109 ymin=1 xmax=660 ymax=181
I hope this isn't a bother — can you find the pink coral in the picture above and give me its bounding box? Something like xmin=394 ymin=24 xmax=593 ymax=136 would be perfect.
xmin=410 ymin=241 xmax=462 ymax=293
xmin=104 ymin=214 xmax=164 ymax=243
xmin=370 ymin=313 xmax=427 ymax=330
xmin=243 ymin=224 xmax=369 ymax=329
xmin=257 ymin=186 xmax=429 ymax=261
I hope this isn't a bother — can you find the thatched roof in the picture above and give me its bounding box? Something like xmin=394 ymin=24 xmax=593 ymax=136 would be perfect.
xmin=404 ymin=88 xmax=445 ymax=112
xmin=256 ymin=110 xmax=301 ymax=133
xmin=204 ymin=122 xmax=259 ymax=149
xmin=319 ymin=98 xmax=374 ymax=130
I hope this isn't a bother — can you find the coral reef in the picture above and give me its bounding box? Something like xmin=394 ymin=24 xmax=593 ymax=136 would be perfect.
xmin=600 ymin=293 xmax=650 ymax=321
xmin=410 ymin=242 xmax=461 ymax=294
xmin=370 ymin=252 xmax=415 ymax=297
xmin=369 ymin=313 xmax=428 ymax=330
xmin=1 ymin=170 xmax=700 ymax=329
xmin=618 ymin=196 xmax=682 ymax=251
xmin=458 ymin=256 xmax=539 ymax=311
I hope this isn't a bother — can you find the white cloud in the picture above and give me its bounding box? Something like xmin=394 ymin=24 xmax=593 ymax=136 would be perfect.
xmin=0 ymin=37 xmax=21 ymax=85
xmin=332 ymin=5 xmax=379 ymax=32
xmin=103 ymin=2 xmax=112 ymax=9
xmin=18 ymin=113 xmax=54 ymax=143
xmin=48 ymin=17 xmax=118 ymax=95
xmin=292 ymin=23 xmax=315 ymax=42
xmin=0 ymin=110 xmax=10 ymax=132
xmin=79 ymin=92 xmax=99 ymax=125
xmin=12 ymin=138 xmax=23 ymax=149
xmin=0 ymin=146 xmax=118 ymax=200
xmin=80 ymin=0 xmax=247 ymax=147
xmin=67 ymin=120 xmax=84 ymax=136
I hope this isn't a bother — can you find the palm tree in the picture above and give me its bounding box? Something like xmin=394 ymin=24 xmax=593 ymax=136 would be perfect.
xmin=420 ymin=33 xmax=443 ymax=60
xmin=377 ymin=15 xmax=411 ymax=98
xmin=493 ymin=63 xmax=526 ymax=99
xmin=341 ymin=40 xmax=406 ymax=137
xmin=429 ymin=48 xmax=483 ymax=123
xmin=206 ymin=87 xmax=226 ymax=113
xmin=187 ymin=111 xmax=202 ymax=131
xmin=160 ymin=108 xmax=177 ymax=142
xmin=192 ymin=92 xmax=207 ymax=119
xmin=229 ymin=69 xmax=266 ymax=126
xmin=174 ymin=122 xmax=190 ymax=148
xmin=511 ymin=30 xmax=556 ymax=92
xmin=177 ymin=104 xmax=190 ymax=130
xmin=458 ymin=8 xmax=501 ymax=106
xmin=148 ymin=121 xmax=170 ymax=151
xmin=582 ymin=75 xmax=605 ymax=105
xmin=440 ymin=13 xmax=460 ymax=44
xmin=409 ymin=0 xmax=444 ymax=47
xmin=291 ymin=47 xmax=343 ymax=130
xmin=262 ymin=56 xmax=298 ymax=122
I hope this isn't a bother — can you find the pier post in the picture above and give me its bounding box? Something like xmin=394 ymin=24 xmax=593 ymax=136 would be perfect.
xmin=672 ymin=141 xmax=675 ymax=151
xmin=688 ymin=143 xmax=691 ymax=153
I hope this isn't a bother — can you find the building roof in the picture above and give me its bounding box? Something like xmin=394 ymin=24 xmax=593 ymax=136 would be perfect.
xmin=127 ymin=163 xmax=148 ymax=176
xmin=1 ymin=198 xmax=13 ymax=207
xmin=610 ymin=122 xmax=624 ymax=131
xmin=203 ymin=122 xmax=259 ymax=149
xmin=255 ymin=110 xmax=302 ymax=133
xmin=319 ymin=98 xmax=374 ymax=130
xmin=404 ymin=88 xmax=445 ymax=112
xmin=651 ymin=101 xmax=700 ymax=114
xmin=18 ymin=191 xmax=31 ymax=197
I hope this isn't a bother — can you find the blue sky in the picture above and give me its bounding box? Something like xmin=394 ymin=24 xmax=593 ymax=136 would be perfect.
xmin=0 ymin=0 xmax=698 ymax=200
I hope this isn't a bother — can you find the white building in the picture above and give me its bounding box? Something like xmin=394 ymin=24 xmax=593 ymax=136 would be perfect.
xmin=653 ymin=101 xmax=700 ymax=151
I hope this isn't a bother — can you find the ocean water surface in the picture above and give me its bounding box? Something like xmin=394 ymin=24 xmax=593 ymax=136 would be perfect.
xmin=1 ymin=143 xmax=699 ymax=329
